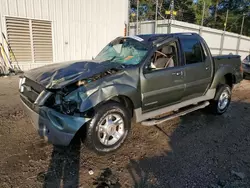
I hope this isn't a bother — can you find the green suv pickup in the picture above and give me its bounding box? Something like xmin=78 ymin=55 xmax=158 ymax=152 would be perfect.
xmin=19 ymin=33 xmax=243 ymax=154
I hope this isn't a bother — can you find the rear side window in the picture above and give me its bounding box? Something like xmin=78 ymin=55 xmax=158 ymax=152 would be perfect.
xmin=180 ymin=38 xmax=205 ymax=65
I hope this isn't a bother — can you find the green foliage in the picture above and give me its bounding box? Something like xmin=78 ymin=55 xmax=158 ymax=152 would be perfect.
xmin=193 ymin=0 xmax=213 ymax=25
xmin=173 ymin=0 xmax=196 ymax=23
xmin=205 ymin=0 xmax=250 ymax=35
xmin=130 ymin=0 xmax=157 ymax=21
xmin=129 ymin=0 xmax=250 ymax=36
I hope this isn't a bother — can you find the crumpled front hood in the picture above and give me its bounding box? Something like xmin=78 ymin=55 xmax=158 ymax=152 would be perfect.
xmin=24 ymin=60 xmax=123 ymax=89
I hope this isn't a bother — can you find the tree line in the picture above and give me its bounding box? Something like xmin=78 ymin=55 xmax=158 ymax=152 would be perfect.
xmin=130 ymin=0 xmax=250 ymax=36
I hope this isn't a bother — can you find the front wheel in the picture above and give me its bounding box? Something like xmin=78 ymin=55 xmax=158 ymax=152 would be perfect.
xmin=209 ymin=84 xmax=232 ymax=115
xmin=85 ymin=102 xmax=131 ymax=154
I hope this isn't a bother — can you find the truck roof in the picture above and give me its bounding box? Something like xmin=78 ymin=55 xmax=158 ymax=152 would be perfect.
xmin=135 ymin=33 xmax=200 ymax=46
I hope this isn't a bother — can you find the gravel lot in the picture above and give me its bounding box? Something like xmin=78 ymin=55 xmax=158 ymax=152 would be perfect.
xmin=0 ymin=76 xmax=250 ymax=188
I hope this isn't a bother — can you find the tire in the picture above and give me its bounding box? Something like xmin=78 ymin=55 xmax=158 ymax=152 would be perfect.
xmin=209 ymin=84 xmax=232 ymax=115
xmin=85 ymin=102 xmax=131 ymax=154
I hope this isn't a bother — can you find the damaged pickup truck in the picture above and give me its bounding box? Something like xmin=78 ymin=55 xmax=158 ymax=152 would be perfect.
xmin=20 ymin=33 xmax=243 ymax=154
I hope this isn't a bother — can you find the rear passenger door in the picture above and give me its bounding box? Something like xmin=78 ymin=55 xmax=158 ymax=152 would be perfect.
xmin=179 ymin=36 xmax=213 ymax=100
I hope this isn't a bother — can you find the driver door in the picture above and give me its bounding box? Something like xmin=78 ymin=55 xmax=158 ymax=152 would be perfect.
xmin=140 ymin=39 xmax=185 ymax=112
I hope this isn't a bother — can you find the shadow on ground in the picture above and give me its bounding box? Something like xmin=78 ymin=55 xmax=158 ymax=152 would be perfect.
xmin=40 ymin=138 xmax=81 ymax=188
xmin=127 ymin=101 xmax=250 ymax=187
xmin=37 ymin=101 xmax=250 ymax=188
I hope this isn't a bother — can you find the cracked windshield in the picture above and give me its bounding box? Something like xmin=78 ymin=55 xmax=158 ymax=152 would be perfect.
xmin=95 ymin=37 xmax=148 ymax=65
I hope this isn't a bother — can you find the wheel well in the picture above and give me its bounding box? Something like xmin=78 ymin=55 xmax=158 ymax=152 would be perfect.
xmin=223 ymin=73 xmax=236 ymax=88
xmin=109 ymin=95 xmax=134 ymax=117
xmin=83 ymin=95 xmax=135 ymax=119
xmin=72 ymin=96 xmax=134 ymax=144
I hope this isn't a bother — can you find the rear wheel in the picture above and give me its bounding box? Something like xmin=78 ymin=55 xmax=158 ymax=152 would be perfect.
xmin=210 ymin=84 xmax=231 ymax=115
xmin=85 ymin=102 xmax=131 ymax=154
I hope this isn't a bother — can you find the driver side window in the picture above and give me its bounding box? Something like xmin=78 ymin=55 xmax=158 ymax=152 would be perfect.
xmin=149 ymin=42 xmax=178 ymax=70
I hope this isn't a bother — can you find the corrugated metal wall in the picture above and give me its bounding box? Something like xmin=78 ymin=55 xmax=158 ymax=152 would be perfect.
xmin=0 ymin=0 xmax=129 ymax=70
xmin=130 ymin=20 xmax=250 ymax=60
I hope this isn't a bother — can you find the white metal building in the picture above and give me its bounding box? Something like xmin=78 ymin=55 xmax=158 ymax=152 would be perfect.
xmin=0 ymin=0 xmax=129 ymax=71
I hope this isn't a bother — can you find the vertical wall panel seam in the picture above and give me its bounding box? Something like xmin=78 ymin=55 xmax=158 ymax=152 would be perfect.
xmin=60 ymin=0 xmax=64 ymax=61
xmin=67 ymin=0 xmax=70 ymax=60
xmin=24 ymin=0 xmax=27 ymax=17
xmin=53 ymin=0 xmax=57 ymax=62
xmin=7 ymin=0 xmax=10 ymax=15
xmin=73 ymin=0 xmax=75 ymax=59
xmin=74 ymin=0 xmax=77 ymax=59
xmin=40 ymin=0 xmax=43 ymax=19
xmin=77 ymin=0 xmax=80 ymax=59
xmin=15 ymin=0 xmax=19 ymax=16
xmin=61 ymin=0 xmax=65 ymax=60
xmin=104 ymin=0 xmax=108 ymax=48
xmin=84 ymin=0 xmax=87 ymax=58
xmin=80 ymin=0 xmax=82 ymax=58
xmin=32 ymin=0 xmax=35 ymax=18
xmin=85 ymin=1 xmax=91 ymax=58
xmin=47 ymin=0 xmax=50 ymax=20
xmin=94 ymin=0 xmax=97 ymax=56
xmin=47 ymin=0 xmax=54 ymax=62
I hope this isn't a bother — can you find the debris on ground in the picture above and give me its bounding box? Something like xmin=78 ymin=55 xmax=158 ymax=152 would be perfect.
xmin=231 ymin=170 xmax=245 ymax=180
xmin=88 ymin=169 xmax=94 ymax=175
xmin=217 ymin=179 xmax=227 ymax=187
xmin=93 ymin=168 xmax=121 ymax=188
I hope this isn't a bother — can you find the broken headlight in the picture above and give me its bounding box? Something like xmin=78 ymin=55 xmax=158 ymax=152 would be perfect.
xmin=61 ymin=100 xmax=78 ymax=115
xmin=52 ymin=93 xmax=78 ymax=115
xmin=52 ymin=88 xmax=88 ymax=115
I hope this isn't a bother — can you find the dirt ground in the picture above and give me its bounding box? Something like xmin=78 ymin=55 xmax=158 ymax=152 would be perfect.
xmin=0 ymin=76 xmax=250 ymax=188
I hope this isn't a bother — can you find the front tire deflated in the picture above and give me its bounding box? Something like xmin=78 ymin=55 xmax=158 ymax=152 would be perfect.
xmin=84 ymin=102 xmax=131 ymax=154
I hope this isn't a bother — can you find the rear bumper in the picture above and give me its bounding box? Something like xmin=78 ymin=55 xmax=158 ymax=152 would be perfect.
xmin=21 ymin=94 xmax=90 ymax=146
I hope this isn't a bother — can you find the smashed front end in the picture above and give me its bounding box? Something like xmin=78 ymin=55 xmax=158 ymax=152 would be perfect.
xmin=19 ymin=76 xmax=91 ymax=146
xmin=19 ymin=64 xmax=134 ymax=146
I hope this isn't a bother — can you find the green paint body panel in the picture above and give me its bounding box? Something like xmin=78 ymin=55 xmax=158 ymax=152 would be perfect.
xmin=210 ymin=56 xmax=243 ymax=89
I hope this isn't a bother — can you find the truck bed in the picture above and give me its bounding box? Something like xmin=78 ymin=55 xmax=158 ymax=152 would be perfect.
xmin=213 ymin=55 xmax=241 ymax=69
xmin=212 ymin=54 xmax=242 ymax=84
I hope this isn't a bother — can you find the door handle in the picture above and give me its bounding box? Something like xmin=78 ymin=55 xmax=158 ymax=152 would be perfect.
xmin=172 ymin=71 xmax=183 ymax=76
xmin=205 ymin=67 xmax=209 ymax=70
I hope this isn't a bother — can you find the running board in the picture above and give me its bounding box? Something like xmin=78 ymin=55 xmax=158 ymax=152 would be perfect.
xmin=141 ymin=101 xmax=210 ymax=126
